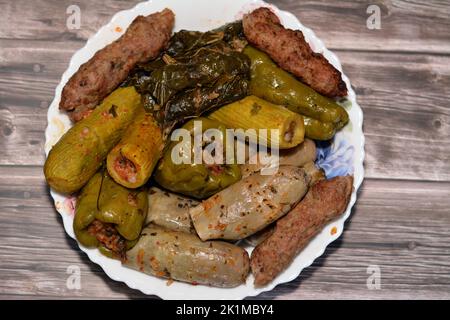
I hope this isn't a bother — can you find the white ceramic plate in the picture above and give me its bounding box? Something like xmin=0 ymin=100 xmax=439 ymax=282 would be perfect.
xmin=45 ymin=0 xmax=364 ymax=300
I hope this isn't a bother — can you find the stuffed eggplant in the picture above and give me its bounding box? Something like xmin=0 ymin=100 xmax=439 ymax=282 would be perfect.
xmin=146 ymin=187 xmax=198 ymax=233
xmin=241 ymin=138 xmax=317 ymax=178
xmin=124 ymin=225 xmax=250 ymax=287
xmin=189 ymin=166 xmax=311 ymax=241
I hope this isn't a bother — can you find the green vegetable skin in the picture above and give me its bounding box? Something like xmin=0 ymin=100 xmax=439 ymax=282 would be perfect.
xmin=73 ymin=171 xmax=148 ymax=252
xmin=165 ymin=21 xmax=246 ymax=58
xmin=107 ymin=109 xmax=164 ymax=188
xmin=154 ymin=118 xmax=241 ymax=199
xmin=303 ymin=116 xmax=336 ymax=141
xmin=44 ymin=87 xmax=142 ymax=194
xmin=208 ymin=95 xmax=305 ymax=149
xmin=243 ymin=46 xmax=348 ymax=140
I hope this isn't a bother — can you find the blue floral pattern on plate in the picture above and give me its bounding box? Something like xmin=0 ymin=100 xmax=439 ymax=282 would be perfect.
xmin=316 ymin=138 xmax=354 ymax=179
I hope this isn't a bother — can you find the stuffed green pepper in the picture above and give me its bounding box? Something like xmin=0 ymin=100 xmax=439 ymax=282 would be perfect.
xmin=154 ymin=118 xmax=241 ymax=199
xmin=243 ymin=46 xmax=349 ymax=140
xmin=73 ymin=171 xmax=148 ymax=259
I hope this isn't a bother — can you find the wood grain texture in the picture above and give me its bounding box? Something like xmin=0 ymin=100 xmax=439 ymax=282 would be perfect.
xmin=1 ymin=0 xmax=449 ymax=53
xmin=1 ymin=167 xmax=449 ymax=299
xmin=273 ymin=0 xmax=450 ymax=54
xmin=0 ymin=0 xmax=449 ymax=299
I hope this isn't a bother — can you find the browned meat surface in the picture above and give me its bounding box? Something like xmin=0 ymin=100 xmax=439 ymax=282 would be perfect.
xmin=243 ymin=7 xmax=347 ymax=98
xmin=88 ymin=220 xmax=126 ymax=259
xmin=60 ymin=8 xmax=175 ymax=122
xmin=250 ymin=175 xmax=353 ymax=286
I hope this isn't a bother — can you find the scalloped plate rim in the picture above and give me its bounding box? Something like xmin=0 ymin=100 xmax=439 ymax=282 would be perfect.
xmin=44 ymin=0 xmax=365 ymax=300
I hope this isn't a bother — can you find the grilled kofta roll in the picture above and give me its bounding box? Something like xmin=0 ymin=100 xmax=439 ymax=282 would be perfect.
xmin=60 ymin=9 xmax=175 ymax=122
xmin=243 ymin=8 xmax=347 ymax=98
xmin=251 ymin=176 xmax=353 ymax=286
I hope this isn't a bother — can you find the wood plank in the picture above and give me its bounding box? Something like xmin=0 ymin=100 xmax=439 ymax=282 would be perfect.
xmin=0 ymin=167 xmax=449 ymax=299
xmin=0 ymin=166 xmax=155 ymax=299
xmin=1 ymin=0 xmax=449 ymax=301
xmin=1 ymin=42 xmax=449 ymax=181
xmin=274 ymin=0 xmax=450 ymax=54
xmin=340 ymin=51 xmax=450 ymax=182
xmin=1 ymin=0 xmax=449 ymax=54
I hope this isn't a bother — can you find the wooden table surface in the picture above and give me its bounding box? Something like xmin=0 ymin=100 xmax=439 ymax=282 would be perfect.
xmin=1 ymin=0 xmax=449 ymax=300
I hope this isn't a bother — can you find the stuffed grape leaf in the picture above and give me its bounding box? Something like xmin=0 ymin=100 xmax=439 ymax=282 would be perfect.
xmin=123 ymin=22 xmax=250 ymax=129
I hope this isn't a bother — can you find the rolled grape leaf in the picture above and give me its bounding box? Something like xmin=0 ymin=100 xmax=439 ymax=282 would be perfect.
xmin=122 ymin=22 xmax=250 ymax=129
xmin=166 ymin=21 xmax=247 ymax=58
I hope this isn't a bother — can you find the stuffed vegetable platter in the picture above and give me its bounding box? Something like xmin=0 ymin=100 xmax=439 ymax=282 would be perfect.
xmin=44 ymin=0 xmax=364 ymax=299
